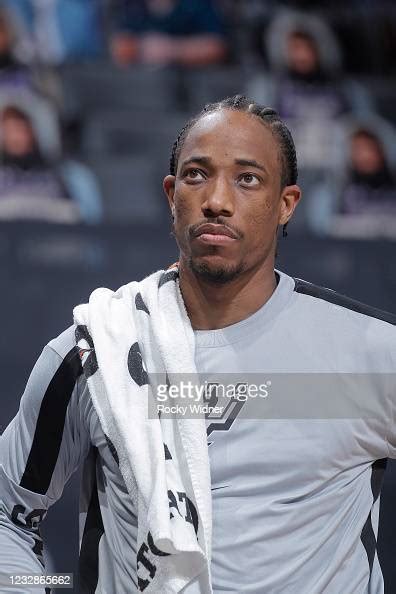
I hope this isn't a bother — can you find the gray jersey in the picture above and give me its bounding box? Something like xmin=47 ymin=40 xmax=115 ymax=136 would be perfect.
xmin=1 ymin=269 xmax=396 ymax=593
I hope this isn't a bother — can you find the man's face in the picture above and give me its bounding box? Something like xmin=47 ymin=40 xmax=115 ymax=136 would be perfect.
xmin=163 ymin=109 xmax=300 ymax=283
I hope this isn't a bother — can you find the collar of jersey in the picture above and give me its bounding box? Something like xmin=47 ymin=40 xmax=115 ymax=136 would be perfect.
xmin=193 ymin=269 xmax=296 ymax=348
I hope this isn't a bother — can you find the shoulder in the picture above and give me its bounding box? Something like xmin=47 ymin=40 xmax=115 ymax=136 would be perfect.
xmin=15 ymin=326 xmax=86 ymax=434
xmin=290 ymin=275 xmax=396 ymax=367
xmin=293 ymin=276 xmax=396 ymax=328
xmin=44 ymin=325 xmax=86 ymax=393
xmin=47 ymin=324 xmax=78 ymax=359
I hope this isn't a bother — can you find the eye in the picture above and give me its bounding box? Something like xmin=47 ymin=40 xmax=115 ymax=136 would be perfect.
xmin=184 ymin=168 xmax=206 ymax=182
xmin=238 ymin=172 xmax=260 ymax=187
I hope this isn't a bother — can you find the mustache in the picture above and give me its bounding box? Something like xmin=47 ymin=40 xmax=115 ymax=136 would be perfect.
xmin=188 ymin=218 xmax=244 ymax=240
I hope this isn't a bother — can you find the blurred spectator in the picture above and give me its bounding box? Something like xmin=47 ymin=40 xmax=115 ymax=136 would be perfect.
xmin=341 ymin=128 xmax=396 ymax=216
xmin=247 ymin=10 xmax=374 ymax=170
xmin=0 ymin=91 xmax=61 ymax=162
xmin=0 ymin=1 xmax=64 ymax=157
xmin=110 ymin=0 xmax=228 ymax=67
xmin=306 ymin=117 xmax=396 ymax=238
xmin=0 ymin=8 xmax=32 ymax=89
xmin=0 ymin=105 xmax=102 ymax=223
xmin=3 ymin=0 xmax=103 ymax=64
xmin=0 ymin=5 xmax=60 ymax=101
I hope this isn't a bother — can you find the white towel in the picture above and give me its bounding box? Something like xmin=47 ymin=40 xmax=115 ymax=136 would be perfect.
xmin=73 ymin=267 xmax=212 ymax=593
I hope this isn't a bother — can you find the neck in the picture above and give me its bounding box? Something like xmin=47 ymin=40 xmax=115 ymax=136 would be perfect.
xmin=178 ymin=258 xmax=278 ymax=330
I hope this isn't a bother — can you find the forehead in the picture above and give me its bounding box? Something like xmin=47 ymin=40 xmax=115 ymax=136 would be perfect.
xmin=178 ymin=109 xmax=281 ymax=172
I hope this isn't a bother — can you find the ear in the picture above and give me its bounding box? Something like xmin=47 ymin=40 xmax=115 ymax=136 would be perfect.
xmin=163 ymin=175 xmax=176 ymax=212
xmin=278 ymin=184 xmax=302 ymax=226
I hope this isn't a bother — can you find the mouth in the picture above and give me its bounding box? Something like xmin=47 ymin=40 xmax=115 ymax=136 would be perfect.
xmin=192 ymin=224 xmax=239 ymax=245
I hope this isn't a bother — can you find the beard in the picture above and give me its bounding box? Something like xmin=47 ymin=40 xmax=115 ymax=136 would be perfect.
xmin=187 ymin=256 xmax=246 ymax=284
xmin=173 ymin=217 xmax=249 ymax=284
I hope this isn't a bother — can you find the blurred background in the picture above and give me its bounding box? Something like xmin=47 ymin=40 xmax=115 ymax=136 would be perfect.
xmin=1 ymin=0 xmax=396 ymax=591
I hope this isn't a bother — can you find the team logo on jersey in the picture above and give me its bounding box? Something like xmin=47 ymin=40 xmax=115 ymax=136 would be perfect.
xmin=204 ymin=382 xmax=248 ymax=446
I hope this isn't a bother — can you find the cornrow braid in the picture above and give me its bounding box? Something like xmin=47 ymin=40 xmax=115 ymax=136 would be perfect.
xmin=169 ymin=95 xmax=298 ymax=237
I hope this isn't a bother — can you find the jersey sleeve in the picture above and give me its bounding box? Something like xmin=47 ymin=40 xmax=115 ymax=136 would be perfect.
xmin=0 ymin=334 xmax=91 ymax=593
xmin=385 ymin=347 xmax=396 ymax=459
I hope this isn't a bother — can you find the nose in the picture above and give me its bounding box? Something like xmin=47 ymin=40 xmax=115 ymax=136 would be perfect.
xmin=201 ymin=174 xmax=235 ymax=218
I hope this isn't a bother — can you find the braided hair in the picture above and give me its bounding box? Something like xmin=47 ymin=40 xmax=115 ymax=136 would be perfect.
xmin=169 ymin=95 xmax=298 ymax=237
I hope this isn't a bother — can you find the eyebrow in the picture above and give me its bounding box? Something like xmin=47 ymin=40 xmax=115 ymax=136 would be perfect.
xmin=234 ymin=158 xmax=267 ymax=173
xmin=180 ymin=155 xmax=212 ymax=169
xmin=180 ymin=156 xmax=268 ymax=173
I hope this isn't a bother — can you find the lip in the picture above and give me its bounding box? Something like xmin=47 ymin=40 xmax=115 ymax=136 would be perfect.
xmin=196 ymin=233 xmax=237 ymax=245
xmin=193 ymin=224 xmax=239 ymax=240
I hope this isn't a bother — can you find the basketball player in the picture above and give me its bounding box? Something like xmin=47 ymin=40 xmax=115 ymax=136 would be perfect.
xmin=1 ymin=96 xmax=396 ymax=593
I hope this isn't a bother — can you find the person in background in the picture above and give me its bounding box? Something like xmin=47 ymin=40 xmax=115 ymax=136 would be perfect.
xmin=110 ymin=0 xmax=228 ymax=67
xmin=0 ymin=8 xmax=32 ymax=88
xmin=2 ymin=0 xmax=103 ymax=64
xmin=340 ymin=128 xmax=396 ymax=216
xmin=246 ymin=10 xmax=373 ymax=171
xmin=0 ymin=105 xmax=102 ymax=224
xmin=0 ymin=5 xmax=60 ymax=101
xmin=0 ymin=3 xmax=64 ymax=152
xmin=305 ymin=117 xmax=396 ymax=238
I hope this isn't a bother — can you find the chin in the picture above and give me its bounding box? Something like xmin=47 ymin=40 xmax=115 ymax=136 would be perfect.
xmin=188 ymin=256 xmax=246 ymax=284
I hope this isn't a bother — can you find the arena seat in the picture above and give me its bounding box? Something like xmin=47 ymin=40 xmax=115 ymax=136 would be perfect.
xmin=86 ymin=155 xmax=167 ymax=223
xmin=370 ymin=79 xmax=396 ymax=125
xmin=60 ymin=63 xmax=180 ymax=117
xmin=82 ymin=110 xmax=187 ymax=175
xmin=181 ymin=66 xmax=247 ymax=113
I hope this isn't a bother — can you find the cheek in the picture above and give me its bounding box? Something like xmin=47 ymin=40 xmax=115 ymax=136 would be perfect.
xmin=244 ymin=196 xmax=279 ymax=229
xmin=174 ymin=189 xmax=203 ymax=224
xmin=173 ymin=191 xmax=199 ymax=245
xmin=174 ymin=195 xmax=189 ymax=218
xmin=240 ymin=198 xmax=280 ymax=252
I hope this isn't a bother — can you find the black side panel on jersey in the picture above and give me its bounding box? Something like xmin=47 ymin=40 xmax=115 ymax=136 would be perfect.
xmin=79 ymin=447 xmax=104 ymax=594
xmin=360 ymin=458 xmax=387 ymax=575
xmin=20 ymin=346 xmax=83 ymax=494
xmin=294 ymin=278 xmax=396 ymax=326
